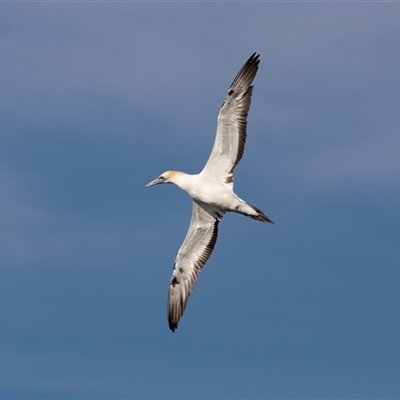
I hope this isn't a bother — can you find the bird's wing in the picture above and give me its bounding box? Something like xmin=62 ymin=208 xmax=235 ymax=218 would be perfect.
xmin=201 ymin=53 xmax=260 ymax=183
xmin=168 ymin=201 xmax=220 ymax=332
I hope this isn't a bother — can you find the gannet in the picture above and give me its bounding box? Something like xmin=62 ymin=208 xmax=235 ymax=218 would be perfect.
xmin=146 ymin=53 xmax=274 ymax=332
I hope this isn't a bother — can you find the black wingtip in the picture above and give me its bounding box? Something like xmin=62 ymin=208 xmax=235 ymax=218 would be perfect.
xmin=243 ymin=53 xmax=260 ymax=70
xmin=248 ymin=52 xmax=260 ymax=64
xmin=169 ymin=321 xmax=177 ymax=332
xmin=228 ymin=52 xmax=260 ymax=95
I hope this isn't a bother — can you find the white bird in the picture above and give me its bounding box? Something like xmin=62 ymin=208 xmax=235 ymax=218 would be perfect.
xmin=146 ymin=53 xmax=274 ymax=332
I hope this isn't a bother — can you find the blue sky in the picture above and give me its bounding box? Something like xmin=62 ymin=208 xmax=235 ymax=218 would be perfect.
xmin=1 ymin=3 xmax=400 ymax=398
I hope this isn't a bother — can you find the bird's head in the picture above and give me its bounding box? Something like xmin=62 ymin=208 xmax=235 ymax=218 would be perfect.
xmin=145 ymin=170 xmax=181 ymax=188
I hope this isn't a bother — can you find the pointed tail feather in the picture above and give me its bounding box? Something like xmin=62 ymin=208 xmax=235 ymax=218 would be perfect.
xmin=247 ymin=204 xmax=275 ymax=224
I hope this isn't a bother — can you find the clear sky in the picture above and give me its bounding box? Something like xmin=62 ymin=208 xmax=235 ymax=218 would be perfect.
xmin=1 ymin=3 xmax=400 ymax=398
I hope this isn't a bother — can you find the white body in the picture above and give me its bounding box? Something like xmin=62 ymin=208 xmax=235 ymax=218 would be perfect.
xmin=171 ymin=171 xmax=256 ymax=220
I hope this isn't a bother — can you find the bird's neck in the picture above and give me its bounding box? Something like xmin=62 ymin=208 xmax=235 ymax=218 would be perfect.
xmin=172 ymin=172 xmax=199 ymax=194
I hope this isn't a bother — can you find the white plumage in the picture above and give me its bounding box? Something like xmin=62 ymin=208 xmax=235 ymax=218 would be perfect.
xmin=146 ymin=53 xmax=274 ymax=332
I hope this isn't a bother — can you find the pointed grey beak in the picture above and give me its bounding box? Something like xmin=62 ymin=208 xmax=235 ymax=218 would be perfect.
xmin=145 ymin=177 xmax=164 ymax=188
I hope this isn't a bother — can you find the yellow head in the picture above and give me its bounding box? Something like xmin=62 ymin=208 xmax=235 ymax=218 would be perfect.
xmin=145 ymin=170 xmax=181 ymax=187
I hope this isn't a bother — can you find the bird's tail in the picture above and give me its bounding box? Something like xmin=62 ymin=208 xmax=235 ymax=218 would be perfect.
xmin=245 ymin=203 xmax=275 ymax=224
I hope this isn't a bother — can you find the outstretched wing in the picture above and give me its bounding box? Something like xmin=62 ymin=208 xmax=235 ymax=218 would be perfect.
xmin=168 ymin=202 xmax=219 ymax=332
xmin=201 ymin=53 xmax=260 ymax=183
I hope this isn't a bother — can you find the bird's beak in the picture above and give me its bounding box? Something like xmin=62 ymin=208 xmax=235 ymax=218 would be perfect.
xmin=145 ymin=177 xmax=164 ymax=188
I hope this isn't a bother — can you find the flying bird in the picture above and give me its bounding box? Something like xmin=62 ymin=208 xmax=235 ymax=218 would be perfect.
xmin=146 ymin=53 xmax=274 ymax=332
